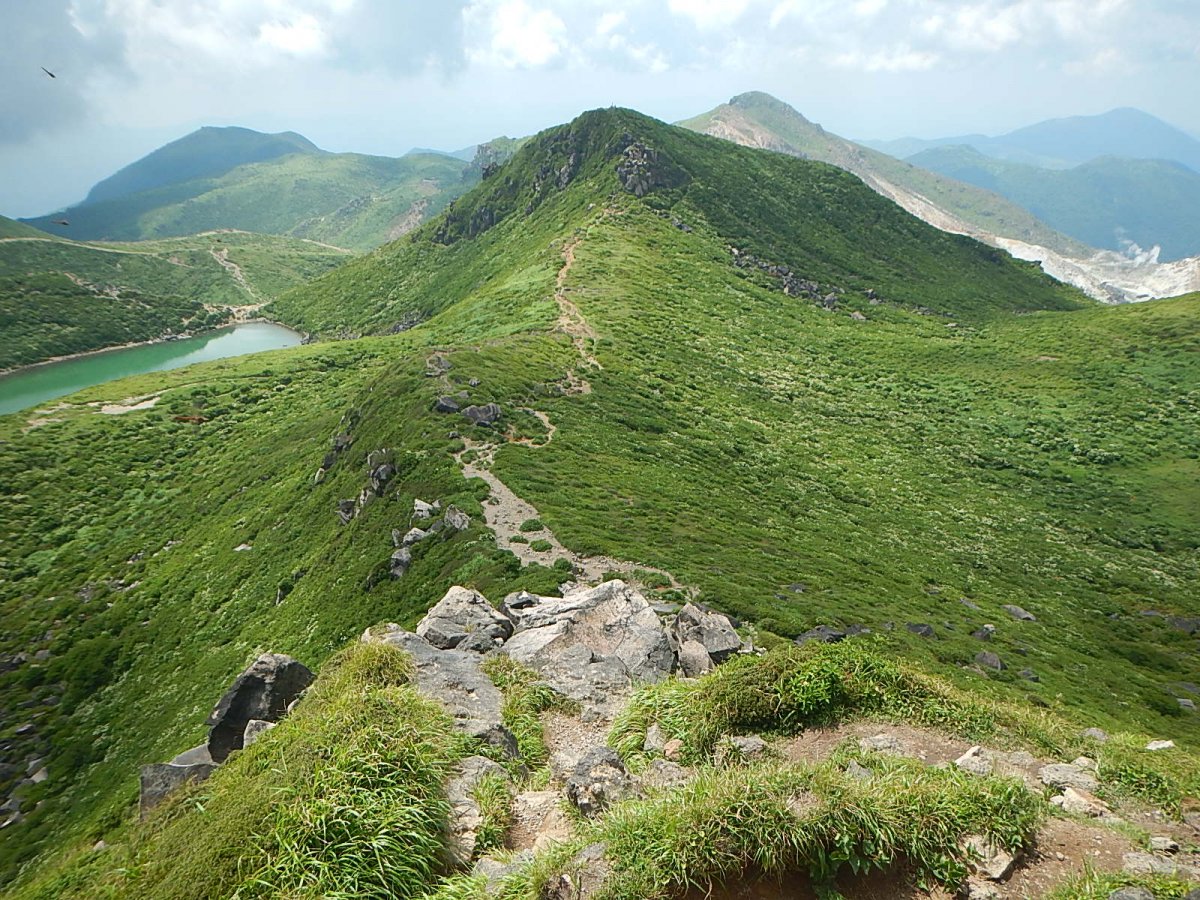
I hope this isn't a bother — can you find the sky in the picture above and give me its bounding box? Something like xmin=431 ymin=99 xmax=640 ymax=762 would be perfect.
xmin=2 ymin=0 xmax=1199 ymax=217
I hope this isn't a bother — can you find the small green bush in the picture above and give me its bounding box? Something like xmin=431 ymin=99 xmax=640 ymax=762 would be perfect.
xmin=529 ymin=540 xmax=552 ymax=552
xmin=518 ymin=518 xmax=544 ymax=533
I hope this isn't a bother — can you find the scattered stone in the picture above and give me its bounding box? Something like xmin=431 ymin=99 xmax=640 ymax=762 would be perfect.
xmin=672 ymin=603 xmax=741 ymax=663
xmin=444 ymin=505 xmax=471 ymax=531
xmin=399 ymin=527 xmax=430 ymax=547
xmin=1071 ymin=756 xmax=1097 ymax=771
xmin=139 ymin=745 xmax=217 ymax=818
xmin=446 ymin=755 xmax=509 ymax=866
xmin=905 ymin=623 xmax=935 ymax=638
xmin=417 ymin=586 xmax=513 ymax=652
xmin=845 ymin=759 xmax=873 ymax=781
xmin=715 ymin=735 xmax=769 ymax=765
xmin=1003 ymin=604 xmax=1037 ymax=622
xmin=413 ymin=498 xmax=439 ymax=520
xmin=976 ymin=651 xmax=1005 ymax=671
xmin=1018 ymin=668 xmax=1040 ymax=682
xmin=850 ymin=311 xmax=867 ymax=322
xmin=1108 ymin=888 xmax=1155 ymax=900
xmin=639 ymin=759 xmax=690 ymax=791
xmin=859 ymin=734 xmax=903 ymax=755
xmin=966 ymin=878 xmax=1000 ymax=900
xmin=1122 ymin=851 xmax=1197 ymax=877
xmin=1082 ymin=727 xmax=1109 ymax=743
xmin=242 ymin=719 xmax=275 ymax=748
xmin=388 ymin=546 xmax=414 ymax=578
xmin=960 ymin=598 xmax=981 ymax=610
xmin=336 ymin=498 xmax=357 ymax=525
xmin=28 ymin=767 xmax=48 ymax=784
xmin=1039 ymin=763 xmax=1099 ymax=792
xmin=1149 ymin=835 xmax=1180 ymax=853
xmin=1057 ymin=786 xmax=1110 ymax=818
xmin=955 ymin=746 xmax=993 ymax=777
xmin=663 ymin=739 xmax=684 ymax=761
xmin=548 ymin=842 xmax=610 ymax=900
xmin=1145 ymin=740 xmax=1175 ymax=751
xmin=796 ymin=625 xmax=847 ymax=644
xmin=566 ymin=748 xmax=633 ymax=817
xmin=462 ymin=403 xmax=502 ymax=427
xmin=1179 ymin=698 xmax=1196 ymax=711
xmin=206 ymin=653 xmax=313 ymax=763
xmin=963 ymin=833 xmax=1016 ymax=881
xmin=435 ymin=396 xmax=460 ymax=413
xmin=643 ymin=723 xmax=667 ymax=755
xmin=972 ymin=625 xmax=996 ymax=641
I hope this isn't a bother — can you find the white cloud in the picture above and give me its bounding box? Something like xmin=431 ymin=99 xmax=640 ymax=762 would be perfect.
xmin=835 ymin=44 xmax=940 ymax=73
xmin=467 ymin=0 xmax=568 ymax=68
xmin=596 ymin=11 xmax=627 ymax=36
xmin=667 ymin=0 xmax=750 ymax=31
xmin=257 ymin=14 xmax=328 ymax=58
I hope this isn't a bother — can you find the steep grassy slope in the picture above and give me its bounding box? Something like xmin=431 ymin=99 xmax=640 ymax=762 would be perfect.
xmin=866 ymin=107 xmax=1200 ymax=172
xmin=910 ymin=146 xmax=1200 ymax=261
xmin=0 ymin=231 xmax=350 ymax=369
xmin=1 ymin=108 xmax=1197 ymax=889
xmin=0 ymin=217 xmax=55 ymax=241
xmin=678 ymin=92 xmax=1090 ymax=257
xmin=24 ymin=142 xmax=478 ymax=252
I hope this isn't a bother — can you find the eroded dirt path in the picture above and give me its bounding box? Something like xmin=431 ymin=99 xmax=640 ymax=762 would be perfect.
xmin=450 ymin=226 xmax=689 ymax=593
xmin=209 ymin=247 xmax=265 ymax=315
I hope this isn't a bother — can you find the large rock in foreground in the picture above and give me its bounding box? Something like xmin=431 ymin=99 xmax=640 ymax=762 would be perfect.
xmin=365 ymin=626 xmax=518 ymax=757
xmin=499 ymin=581 xmax=675 ymax=715
xmin=206 ymin=653 xmax=313 ymax=763
xmin=417 ymin=586 xmax=513 ymax=652
xmin=138 ymin=744 xmax=217 ymax=818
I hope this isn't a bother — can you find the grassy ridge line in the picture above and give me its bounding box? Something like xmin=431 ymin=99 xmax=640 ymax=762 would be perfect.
xmin=23 ymin=150 xmax=478 ymax=252
xmin=0 ymin=231 xmax=350 ymax=368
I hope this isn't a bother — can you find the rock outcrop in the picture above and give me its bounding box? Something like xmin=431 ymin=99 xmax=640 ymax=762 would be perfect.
xmin=206 ymin=653 xmax=314 ymax=763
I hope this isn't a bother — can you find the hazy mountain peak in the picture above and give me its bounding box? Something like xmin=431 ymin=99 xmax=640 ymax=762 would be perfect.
xmin=80 ymin=125 xmax=322 ymax=207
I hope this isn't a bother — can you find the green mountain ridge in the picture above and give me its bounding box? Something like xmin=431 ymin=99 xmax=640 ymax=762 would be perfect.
xmin=908 ymin=145 xmax=1200 ymax=261
xmin=21 ymin=128 xmax=488 ymax=252
xmin=678 ymin=91 xmax=1091 ymax=258
xmin=1 ymin=106 xmax=1198 ymax=896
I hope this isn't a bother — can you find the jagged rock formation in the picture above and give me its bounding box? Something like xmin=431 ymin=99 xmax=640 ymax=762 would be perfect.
xmin=138 ymin=653 xmax=311 ymax=815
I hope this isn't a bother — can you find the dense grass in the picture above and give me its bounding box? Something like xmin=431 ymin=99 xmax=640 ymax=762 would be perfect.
xmin=0 ymin=230 xmax=349 ymax=368
xmin=1 ymin=107 xmax=1197 ymax=889
xmin=10 ymin=640 xmax=476 ymax=899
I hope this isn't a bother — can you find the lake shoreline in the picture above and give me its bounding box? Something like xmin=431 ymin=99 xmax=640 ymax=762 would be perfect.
xmin=0 ymin=317 xmax=307 ymax=378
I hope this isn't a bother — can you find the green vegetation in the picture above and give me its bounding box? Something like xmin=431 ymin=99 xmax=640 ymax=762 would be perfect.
xmin=23 ymin=134 xmax=480 ymax=252
xmin=908 ymin=145 xmax=1200 ymax=260
xmin=518 ymin=518 xmax=544 ymax=532
xmin=481 ymin=655 xmax=575 ymax=771
xmin=679 ymin=91 xmax=1091 ymax=256
xmin=0 ymin=230 xmax=348 ymax=368
xmin=1 ymin=106 xmax=1197 ymax=892
xmin=1048 ymin=870 xmax=1199 ymax=899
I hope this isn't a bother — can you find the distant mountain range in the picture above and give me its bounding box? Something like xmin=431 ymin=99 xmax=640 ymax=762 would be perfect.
xmin=909 ymin=146 xmax=1200 ymax=261
xmin=863 ymin=107 xmax=1200 ymax=172
xmin=21 ymin=126 xmax=490 ymax=251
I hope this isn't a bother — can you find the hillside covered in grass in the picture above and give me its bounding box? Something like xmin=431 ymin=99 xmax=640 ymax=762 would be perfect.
xmin=1 ymin=107 xmax=1197 ymax=893
xmin=908 ymin=146 xmax=1200 ymax=261
xmin=20 ymin=127 xmax=486 ymax=251
xmin=0 ymin=231 xmax=350 ymax=369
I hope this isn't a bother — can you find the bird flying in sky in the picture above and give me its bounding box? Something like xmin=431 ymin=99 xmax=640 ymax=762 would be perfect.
xmin=41 ymin=67 xmax=56 ymax=79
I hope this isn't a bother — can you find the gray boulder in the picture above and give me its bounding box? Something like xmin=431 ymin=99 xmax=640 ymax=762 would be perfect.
xmin=1039 ymin=763 xmax=1099 ymax=792
xmin=906 ymin=623 xmax=935 ymax=638
xmin=242 ymin=719 xmax=275 ymax=748
xmin=138 ymin=744 xmax=217 ymax=818
xmin=446 ymin=755 xmax=509 ymax=866
xmin=972 ymin=625 xmax=996 ymax=641
xmin=462 ymin=403 xmax=502 ymax=427
xmin=413 ymin=498 xmax=439 ymax=520
xmin=435 ymin=396 xmax=460 ymax=413
xmin=367 ymin=627 xmax=517 ymax=757
xmin=1082 ymin=727 xmax=1110 ymax=743
xmin=389 ymin=548 xmax=412 ymax=578
xmin=444 ymin=505 xmax=471 ymax=532
xmin=676 ymin=640 xmax=714 ymax=677
xmin=1108 ymin=889 xmax=1154 ymax=900
xmin=672 ymin=603 xmax=741 ymax=663
xmin=976 ymin=651 xmax=1005 ymax=671
xmin=1003 ymin=604 xmax=1037 ymax=622
xmin=501 ymin=581 xmax=673 ymax=676
xmin=206 ymin=654 xmax=313 ymax=763
xmin=566 ymin=748 xmax=633 ymax=817
xmin=400 ymin=527 xmax=430 ymax=547
xmin=417 ymin=586 xmax=514 ymax=652
xmin=715 ymin=735 xmax=769 ymax=765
